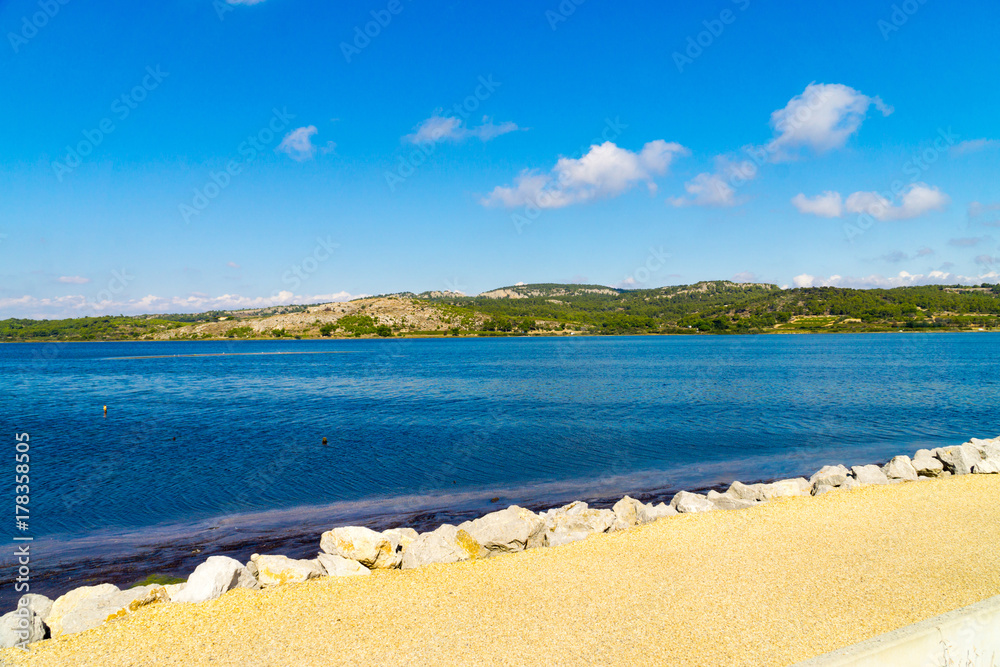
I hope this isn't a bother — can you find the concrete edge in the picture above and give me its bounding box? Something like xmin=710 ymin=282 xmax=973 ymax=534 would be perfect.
xmin=791 ymin=594 xmax=1000 ymax=666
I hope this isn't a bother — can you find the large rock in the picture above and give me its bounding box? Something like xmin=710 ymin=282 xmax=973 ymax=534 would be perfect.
xmin=383 ymin=527 xmax=419 ymax=552
xmin=20 ymin=593 xmax=53 ymax=622
xmin=810 ymin=465 xmax=850 ymax=488
xmin=933 ymin=444 xmax=981 ymax=475
xmin=316 ymin=553 xmax=370 ymax=577
xmin=762 ymin=478 xmax=811 ymax=499
xmin=645 ymin=502 xmax=678 ymax=520
xmin=541 ymin=503 xmax=617 ymax=547
xmin=669 ymin=490 xmax=715 ymax=514
xmin=320 ymin=526 xmax=401 ymax=570
xmin=0 ymin=607 xmax=45 ymax=648
xmin=883 ymin=455 xmax=918 ymax=481
xmin=726 ymin=480 xmax=765 ymax=502
xmin=250 ymin=554 xmax=323 ymax=586
xmin=912 ymin=449 xmax=944 ymax=477
xmin=707 ymin=490 xmax=755 ymax=511
xmin=401 ymin=524 xmax=481 ymax=569
xmin=171 ymin=556 xmax=259 ymax=604
xmin=967 ymin=438 xmax=1000 ymax=473
xmin=851 ymin=464 xmax=889 ymax=486
xmin=458 ymin=506 xmax=545 ymax=557
xmin=612 ymin=496 xmax=650 ymax=527
xmin=973 ymin=459 xmax=1000 ymax=474
xmin=46 ymin=584 xmax=157 ymax=638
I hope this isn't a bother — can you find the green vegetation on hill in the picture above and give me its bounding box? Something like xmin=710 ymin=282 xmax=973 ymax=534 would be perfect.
xmin=2 ymin=281 xmax=999 ymax=341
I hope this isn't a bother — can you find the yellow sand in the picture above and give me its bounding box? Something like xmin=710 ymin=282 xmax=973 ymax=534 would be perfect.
xmin=5 ymin=474 xmax=1000 ymax=667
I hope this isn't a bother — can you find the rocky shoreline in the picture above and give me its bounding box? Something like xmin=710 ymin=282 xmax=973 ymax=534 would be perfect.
xmin=3 ymin=435 xmax=998 ymax=651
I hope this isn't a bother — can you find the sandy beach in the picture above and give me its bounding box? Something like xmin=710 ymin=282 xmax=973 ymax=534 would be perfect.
xmin=4 ymin=473 xmax=999 ymax=667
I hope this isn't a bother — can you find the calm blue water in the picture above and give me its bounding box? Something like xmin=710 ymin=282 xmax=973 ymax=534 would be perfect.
xmin=1 ymin=334 xmax=998 ymax=602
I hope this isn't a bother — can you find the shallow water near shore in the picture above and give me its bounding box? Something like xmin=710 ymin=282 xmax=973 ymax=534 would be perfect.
xmin=2 ymin=333 xmax=998 ymax=606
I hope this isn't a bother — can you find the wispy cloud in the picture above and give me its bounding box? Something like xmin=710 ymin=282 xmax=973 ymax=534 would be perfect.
xmin=406 ymin=113 xmax=519 ymax=145
xmin=792 ymin=270 xmax=999 ymax=289
xmin=483 ymin=140 xmax=688 ymax=209
xmin=950 ymin=138 xmax=1000 ymax=156
xmin=0 ymin=291 xmax=362 ymax=319
xmin=792 ymin=183 xmax=949 ymax=221
xmin=948 ymin=237 xmax=988 ymax=247
xmin=57 ymin=276 xmax=90 ymax=285
xmin=276 ymin=126 xmax=336 ymax=161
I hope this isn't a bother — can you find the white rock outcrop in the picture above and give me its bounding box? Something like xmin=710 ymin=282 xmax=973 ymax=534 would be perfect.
xmin=171 ymin=556 xmax=259 ymax=605
xmin=250 ymin=554 xmax=323 ymax=586
xmin=933 ymin=444 xmax=980 ymax=475
xmin=400 ymin=524 xmax=481 ymax=569
xmin=317 ymin=553 xmax=371 ymax=577
xmin=883 ymin=455 xmax=919 ymax=481
xmin=383 ymin=527 xmax=419 ymax=552
xmin=458 ymin=506 xmax=545 ymax=557
xmin=540 ymin=502 xmax=617 ymax=547
xmin=320 ymin=526 xmax=402 ymax=570
xmin=670 ymin=490 xmax=715 ymax=514
xmin=912 ymin=449 xmax=944 ymax=477
xmin=851 ymin=464 xmax=889 ymax=486
xmin=810 ymin=465 xmax=850 ymax=488
xmin=707 ymin=490 xmax=756 ymax=511
xmin=46 ymin=584 xmax=158 ymax=638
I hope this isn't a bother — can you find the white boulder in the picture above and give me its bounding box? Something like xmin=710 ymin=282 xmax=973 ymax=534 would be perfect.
xmin=669 ymin=490 xmax=715 ymax=514
xmin=171 ymin=556 xmax=260 ymax=605
xmin=0 ymin=606 xmax=45 ymax=648
xmin=912 ymin=449 xmax=944 ymax=477
xmin=46 ymin=584 xmax=158 ymax=637
xmin=458 ymin=506 xmax=545 ymax=557
xmin=320 ymin=526 xmax=401 ymax=570
xmin=707 ymin=490 xmax=755 ymax=511
xmin=761 ymin=478 xmax=811 ymax=499
xmin=810 ymin=465 xmax=850 ymax=488
xmin=383 ymin=527 xmax=419 ymax=552
xmin=851 ymin=464 xmax=889 ymax=486
xmin=316 ymin=553 xmax=370 ymax=577
xmin=883 ymin=455 xmax=919 ymax=481
xmin=612 ymin=496 xmax=651 ymax=527
xmin=401 ymin=524 xmax=481 ymax=569
xmin=541 ymin=504 xmax=617 ymax=547
xmin=933 ymin=444 xmax=980 ymax=475
xmin=645 ymin=502 xmax=678 ymax=520
xmin=250 ymin=554 xmax=323 ymax=586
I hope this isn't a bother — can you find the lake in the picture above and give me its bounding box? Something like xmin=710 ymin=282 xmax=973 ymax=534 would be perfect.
xmin=2 ymin=333 xmax=998 ymax=605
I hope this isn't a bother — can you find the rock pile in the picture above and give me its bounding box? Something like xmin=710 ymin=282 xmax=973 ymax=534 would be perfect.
xmin=4 ymin=434 xmax=998 ymax=649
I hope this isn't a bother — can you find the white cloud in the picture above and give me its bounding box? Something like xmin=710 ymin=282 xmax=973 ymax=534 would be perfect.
xmin=406 ymin=113 xmax=518 ymax=145
xmin=791 ymin=191 xmax=843 ymax=217
xmin=0 ymin=291 xmax=362 ymax=319
xmin=950 ymin=139 xmax=1000 ymax=156
xmin=276 ymin=126 xmax=329 ymax=162
xmin=226 ymin=261 xmax=241 ymax=269
xmin=792 ymin=183 xmax=949 ymax=221
xmin=668 ymin=170 xmax=736 ymax=208
xmin=845 ymin=183 xmax=949 ymax=221
xmin=483 ymin=140 xmax=688 ymax=209
xmin=58 ymin=276 xmax=90 ymax=285
xmin=226 ymin=0 xmax=267 ymax=5
xmin=790 ymin=270 xmax=999 ymax=289
xmin=766 ymin=83 xmax=892 ymax=160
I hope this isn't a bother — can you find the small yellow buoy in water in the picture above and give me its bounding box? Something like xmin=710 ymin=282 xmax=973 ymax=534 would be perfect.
xmin=322 ymin=437 xmax=328 ymax=445
xmin=103 ymin=405 xmax=107 ymax=415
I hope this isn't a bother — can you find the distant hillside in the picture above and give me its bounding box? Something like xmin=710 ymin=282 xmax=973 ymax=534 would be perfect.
xmin=2 ymin=280 xmax=999 ymax=341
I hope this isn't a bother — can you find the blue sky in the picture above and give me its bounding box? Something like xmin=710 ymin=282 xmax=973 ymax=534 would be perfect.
xmin=1 ymin=0 xmax=998 ymax=318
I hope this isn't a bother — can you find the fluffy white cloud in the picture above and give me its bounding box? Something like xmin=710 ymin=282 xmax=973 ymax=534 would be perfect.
xmin=791 ymin=191 xmax=843 ymax=217
xmin=406 ymin=114 xmax=518 ymax=144
xmin=792 ymin=183 xmax=949 ymax=221
xmin=791 ymin=270 xmax=999 ymax=289
xmin=483 ymin=140 xmax=688 ymax=209
xmin=845 ymin=183 xmax=949 ymax=221
xmin=0 ymin=291 xmax=362 ymax=319
xmin=766 ymin=83 xmax=892 ymax=160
